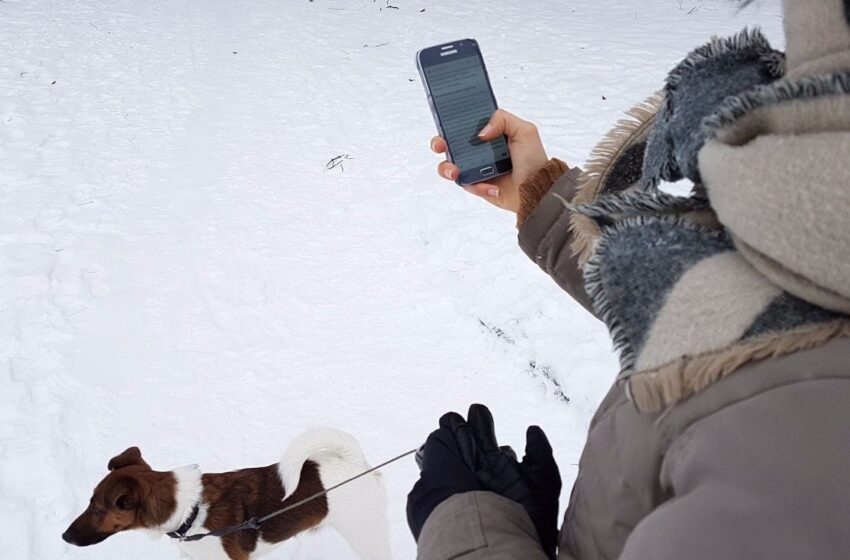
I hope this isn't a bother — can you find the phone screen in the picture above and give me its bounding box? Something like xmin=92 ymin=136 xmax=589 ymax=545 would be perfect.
xmin=423 ymin=51 xmax=510 ymax=175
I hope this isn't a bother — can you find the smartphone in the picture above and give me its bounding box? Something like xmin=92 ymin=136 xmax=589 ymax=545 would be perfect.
xmin=416 ymin=39 xmax=512 ymax=186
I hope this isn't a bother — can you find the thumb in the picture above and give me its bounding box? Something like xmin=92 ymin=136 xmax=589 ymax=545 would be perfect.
xmin=523 ymin=426 xmax=553 ymax=463
xmin=522 ymin=426 xmax=560 ymax=486
xmin=477 ymin=109 xmax=535 ymax=142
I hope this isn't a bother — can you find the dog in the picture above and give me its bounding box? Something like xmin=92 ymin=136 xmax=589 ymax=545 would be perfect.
xmin=62 ymin=428 xmax=392 ymax=560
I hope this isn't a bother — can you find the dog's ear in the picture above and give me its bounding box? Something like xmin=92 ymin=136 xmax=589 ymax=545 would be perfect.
xmin=108 ymin=447 xmax=150 ymax=471
xmin=105 ymin=476 xmax=140 ymax=511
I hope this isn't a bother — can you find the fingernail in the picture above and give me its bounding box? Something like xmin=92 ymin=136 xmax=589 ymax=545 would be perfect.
xmin=487 ymin=188 xmax=499 ymax=197
xmin=444 ymin=168 xmax=454 ymax=180
xmin=478 ymin=124 xmax=492 ymax=138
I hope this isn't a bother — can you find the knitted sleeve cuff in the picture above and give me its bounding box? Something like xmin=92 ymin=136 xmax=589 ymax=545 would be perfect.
xmin=516 ymin=158 xmax=571 ymax=227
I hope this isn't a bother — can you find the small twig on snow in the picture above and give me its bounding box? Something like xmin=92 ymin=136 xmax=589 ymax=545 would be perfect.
xmin=325 ymin=154 xmax=353 ymax=172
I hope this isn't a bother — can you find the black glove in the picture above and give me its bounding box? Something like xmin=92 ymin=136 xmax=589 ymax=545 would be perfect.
xmin=459 ymin=404 xmax=561 ymax=559
xmin=406 ymin=415 xmax=483 ymax=540
xmin=407 ymin=405 xmax=561 ymax=559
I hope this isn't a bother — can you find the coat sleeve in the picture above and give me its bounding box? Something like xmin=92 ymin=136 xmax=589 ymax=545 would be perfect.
xmin=517 ymin=164 xmax=595 ymax=315
xmin=416 ymin=491 xmax=551 ymax=560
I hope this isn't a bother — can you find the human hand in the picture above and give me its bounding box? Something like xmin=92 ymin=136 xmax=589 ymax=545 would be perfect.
xmin=407 ymin=404 xmax=561 ymax=559
xmin=431 ymin=109 xmax=549 ymax=214
xmin=406 ymin=414 xmax=483 ymax=540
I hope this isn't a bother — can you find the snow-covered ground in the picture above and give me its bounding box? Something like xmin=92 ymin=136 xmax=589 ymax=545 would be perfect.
xmin=1 ymin=1 xmax=783 ymax=558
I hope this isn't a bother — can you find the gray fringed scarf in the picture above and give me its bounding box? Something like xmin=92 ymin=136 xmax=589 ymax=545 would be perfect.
xmin=571 ymin=1 xmax=850 ymax=412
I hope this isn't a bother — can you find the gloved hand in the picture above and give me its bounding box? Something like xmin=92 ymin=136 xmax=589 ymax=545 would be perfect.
xmin=462 ymin=404 xmax=562 ymax=559
xmin=407 ymin=404 xmax=562 ymax=559
xmin=406 ymin=413 xmax=483 ymax=540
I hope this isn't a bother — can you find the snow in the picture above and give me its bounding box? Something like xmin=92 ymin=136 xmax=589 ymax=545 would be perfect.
xmin=0 ymin=1 xmax=783 ymax=558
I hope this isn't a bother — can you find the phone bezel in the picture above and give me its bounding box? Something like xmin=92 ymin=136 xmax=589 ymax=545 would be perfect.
xmin=416 ymin=39 xmax=513 ymax=187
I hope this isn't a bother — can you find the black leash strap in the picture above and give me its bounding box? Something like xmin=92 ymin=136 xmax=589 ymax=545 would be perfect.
xmin=176 ymin=448 xmax=418 ymax=543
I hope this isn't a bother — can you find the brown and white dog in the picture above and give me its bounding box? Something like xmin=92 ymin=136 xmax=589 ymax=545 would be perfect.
xmin=62 ymin=428 xmax=392 ymax=560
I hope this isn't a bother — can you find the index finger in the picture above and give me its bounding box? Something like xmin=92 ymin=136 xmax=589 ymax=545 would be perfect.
xmin=467 ymin=404 xmax=500 ymax=454
xmin=439 ymin=411 xmax=477 ymax=468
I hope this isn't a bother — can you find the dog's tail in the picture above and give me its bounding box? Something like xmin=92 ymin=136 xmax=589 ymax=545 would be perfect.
xmin=278 ymin=427 xmax=367 ymax=501
xmin=278 ymin=428 xmax=392 ymax=559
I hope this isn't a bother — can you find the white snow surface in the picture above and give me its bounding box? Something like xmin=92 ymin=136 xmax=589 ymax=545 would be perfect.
xmin=1 ymin=1 xmax=783 ymax=558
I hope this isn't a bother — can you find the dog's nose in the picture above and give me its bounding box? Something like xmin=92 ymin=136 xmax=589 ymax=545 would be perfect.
xmin=62 ymin=530 xmax=75 ymax=545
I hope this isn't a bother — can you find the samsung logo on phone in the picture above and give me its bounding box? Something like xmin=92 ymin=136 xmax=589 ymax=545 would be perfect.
xmin=440 ymin=49 xmax=457 ymax=56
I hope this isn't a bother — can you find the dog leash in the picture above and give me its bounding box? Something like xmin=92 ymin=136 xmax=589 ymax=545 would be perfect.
xmin=172 ymin=447 xmax=419 ymax=543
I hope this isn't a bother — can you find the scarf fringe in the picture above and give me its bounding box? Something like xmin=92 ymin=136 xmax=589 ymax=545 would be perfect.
xmin=639 ymin=28 xmax=785 ymax=188
xmin=575 ymin=188 xmax=708 ymax=219
xmin=582 ymin=215 xmax=730 ymax=375
xmin=704 ymin=71 xmax=850 ymax=137
xmin=685 ymin=28 xmax=781 ymax=71
xmin=569 ymin=92 xmax=664 ymax=266
xmin=627 ymin=320 xmax=850 ymax=412
xmin=665 ymin=27 xmax=785 ymax=95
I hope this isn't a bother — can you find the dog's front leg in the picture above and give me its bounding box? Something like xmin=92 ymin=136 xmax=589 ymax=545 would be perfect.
xmin=221 ymin=537 xmax=250 ymax=560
